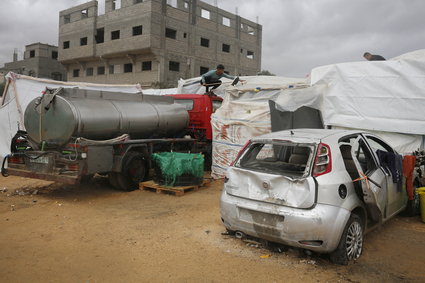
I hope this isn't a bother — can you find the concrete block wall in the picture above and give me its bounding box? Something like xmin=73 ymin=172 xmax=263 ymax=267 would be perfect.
xmin=59 ymin=0 xmax=262 ymax=86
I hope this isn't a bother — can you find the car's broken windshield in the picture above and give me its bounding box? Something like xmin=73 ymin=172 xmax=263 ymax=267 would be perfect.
xmin=236 ymin=141 xmax=313 ymax=177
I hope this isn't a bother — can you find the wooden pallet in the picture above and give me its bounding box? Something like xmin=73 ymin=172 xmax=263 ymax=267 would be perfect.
xmin=139 ymin=180 xmax=202 ymax=196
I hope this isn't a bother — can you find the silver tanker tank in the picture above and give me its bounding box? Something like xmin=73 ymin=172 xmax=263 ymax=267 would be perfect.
xmin=24 ymin=87 xmax=189 ymax=147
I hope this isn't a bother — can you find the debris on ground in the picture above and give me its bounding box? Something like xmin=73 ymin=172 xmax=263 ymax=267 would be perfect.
xmin=299 ymin=259 xmax=317 ymax=265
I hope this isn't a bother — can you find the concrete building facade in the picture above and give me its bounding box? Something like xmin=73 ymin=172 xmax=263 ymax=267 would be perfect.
xmin=0 ymin=43 xmax=66 ymax=81
xmin=59 ymin=0 xmax=262 ymax=87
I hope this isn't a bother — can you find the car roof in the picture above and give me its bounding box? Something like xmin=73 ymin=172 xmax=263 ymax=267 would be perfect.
xmin=252 ymin=129 xmax=364 ymax=143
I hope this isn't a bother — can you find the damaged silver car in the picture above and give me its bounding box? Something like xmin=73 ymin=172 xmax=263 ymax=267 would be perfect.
xmin=220 ymin=129 xmax=408 ymax=264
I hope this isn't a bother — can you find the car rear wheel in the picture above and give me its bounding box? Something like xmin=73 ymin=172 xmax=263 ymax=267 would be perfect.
xmin=330 ymin=214 xmax=364 ymax=265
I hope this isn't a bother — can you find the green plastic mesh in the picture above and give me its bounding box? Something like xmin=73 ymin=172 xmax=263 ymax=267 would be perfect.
xmin=151 ymin=152 xmax=204 ymax=186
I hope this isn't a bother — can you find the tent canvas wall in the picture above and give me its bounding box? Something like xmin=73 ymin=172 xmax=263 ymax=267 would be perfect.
xmin=211 ymin=53 xmax=425 ymax=178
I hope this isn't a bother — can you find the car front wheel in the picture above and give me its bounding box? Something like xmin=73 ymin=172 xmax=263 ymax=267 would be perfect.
xmin=330 ymin=214 xmax=364 ymax=265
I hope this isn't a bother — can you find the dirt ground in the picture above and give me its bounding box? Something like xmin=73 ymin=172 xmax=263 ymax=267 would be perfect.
xmin=0 ymin=175 xmax=424 ymax=283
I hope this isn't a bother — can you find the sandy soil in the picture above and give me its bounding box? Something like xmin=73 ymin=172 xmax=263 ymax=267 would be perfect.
xmin=0 ymin=175 xmax=424 ymax=283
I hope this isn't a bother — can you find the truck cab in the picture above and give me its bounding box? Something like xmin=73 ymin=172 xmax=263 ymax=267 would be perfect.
xmin=168 ymin=94 xmax=222 ymax=141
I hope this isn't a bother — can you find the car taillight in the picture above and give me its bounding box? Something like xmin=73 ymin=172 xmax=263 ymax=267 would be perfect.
xmin=230 ymin=140 xmax=251 ymax=166
xmin=313 ymin=143 xmax=332 ymax=177
xmin=8 ymin=156 xmax=25 ymax=164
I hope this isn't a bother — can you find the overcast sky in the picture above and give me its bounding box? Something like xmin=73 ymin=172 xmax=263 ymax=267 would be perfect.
xmin=0 ymin=0 xmax=424 ymax=77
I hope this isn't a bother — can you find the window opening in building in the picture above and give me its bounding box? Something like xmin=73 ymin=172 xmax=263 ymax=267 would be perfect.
xmin=73 ymin=69 xmax=80 ymax=77
xmin=112 ymin=0 xmax=121 ymax=10
xmin=81 ymin=9 xmax=88 ymax=18
xmin=109 ymin=65 xmax=115 ymax=74
xmin=133 ymin=25 xmax=143 ymax=36
xmin=124 ymin=63 xmax=133 ymax=73
xmin=247 ymin=25 xmax=255 ymax=35
xmin=64 ymin=14 xmax=70 ymax=24
xmin=165 ymin=28 xmax=177 ymax=39
xmin=240 ymin=48 xmax=243 ymax=54
xmin=184 ymin=1 xmax=189 ymax=9
xmin=95 ymin=28 xmax=104 ymax=43
xmin=63 ymin=41 xmax=70 ymax=49
xmin=222 ymin=16 xmax=230 ymax=27
xmin=200 ymin=37 xmax=209 ymax=48
xmin=29 ymin=50 xmax=35 ymax=58
xmin=80 ymin=37 xmax=88 ymax=46
xmin=201 ymin=9 xmax=210 ymax=19
xmin=247 ymin=50 xmax=254 ymax=59
xmin=111 ymin=30 xmax=120 ymax=40
xmin=166 ymin=0 xmax=178 ymax=8
xmin=86 ymin=68 xmax=94 ymax=76
xmin=51 ymin=51 xmax=58 ymax=59
xmin=200 ymin=66 xmax=209 ymax=75
xmin=222 ymin=44 xmax=230 ymax=53
xmin=183 ymin=32 xmax=187 ymax=38
xmin=98 ymin=2 xmax=105 ymax=15
xmin=142 ymin=61 xmax=152 ymax=71
xmin=134 ymin=0 xmax=143 ymax=3
xmin=97 ymin=66 xmax=105 ymax=75
xmin=169 ymin=61 xmax=180 ymax=72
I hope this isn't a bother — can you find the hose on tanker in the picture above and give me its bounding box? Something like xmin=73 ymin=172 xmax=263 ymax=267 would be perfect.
xmin=74 ymin=134 xmax=130 ymax=145
xmin=65 ymin=134 xmax=130 ymax=162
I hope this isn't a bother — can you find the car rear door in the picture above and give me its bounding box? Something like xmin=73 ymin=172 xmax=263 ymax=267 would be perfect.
xmin=349 ymin=136 xmax=387 ymax=222
xmin=362 ymin=135 xmax=407 ymax=219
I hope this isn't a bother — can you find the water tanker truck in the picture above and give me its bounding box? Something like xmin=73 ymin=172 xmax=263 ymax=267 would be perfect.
xmin=2 ymin=87 xmax=205 ymax=191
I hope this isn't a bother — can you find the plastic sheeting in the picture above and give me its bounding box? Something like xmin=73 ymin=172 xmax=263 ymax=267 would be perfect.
xmin=311 ymin=59 xmax=425 ymax=135
xmin=210 ymin=78 xmax=310 ymax=178
xmin=211 ymin=58 xmax=425 ymax=178
xmin=177 ymin=75 xmax=306 ymax=97
xmin=143 ymin=87 xmax=178 ymax=95
xmin=0 ymin=73 xmax=142 ymax=165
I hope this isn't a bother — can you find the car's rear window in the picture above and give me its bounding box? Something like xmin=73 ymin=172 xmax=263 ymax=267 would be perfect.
xmin=236 ymin=142 xmax=313 ymax=177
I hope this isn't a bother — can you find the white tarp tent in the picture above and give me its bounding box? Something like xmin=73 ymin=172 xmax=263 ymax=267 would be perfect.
xmin=210 ymin=77 xmax=310 ymax=178
xmin=211 ymin=51 xmax=425 ymax=178
xmin=311 ymin=58 xmax=425 ymax=135
xmin=0 ymin=73 xmax=143 ymax=164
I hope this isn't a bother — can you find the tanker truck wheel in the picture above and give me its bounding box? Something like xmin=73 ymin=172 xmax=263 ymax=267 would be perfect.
xmin=113 ymin=152 xmax=148 ymax=191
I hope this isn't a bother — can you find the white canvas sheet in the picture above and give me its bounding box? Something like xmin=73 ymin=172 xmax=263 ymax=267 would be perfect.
xmin=178 ymin=75 xmax=307 ymax=97
xmin=311 ymin=59 xmax=425 ymax=135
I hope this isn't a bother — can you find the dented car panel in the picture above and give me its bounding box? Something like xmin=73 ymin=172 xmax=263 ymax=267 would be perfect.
xmin=220 ymin=129 xmax=408 ymax=261
xmin=225 ymin=167 xmax=317 ymax=209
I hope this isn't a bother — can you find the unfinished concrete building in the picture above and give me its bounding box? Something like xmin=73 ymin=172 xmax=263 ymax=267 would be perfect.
xmin=0 ymin=43 xmax=66 ymax=81
xmin=58 ymin=0 xmax=262 ymax=87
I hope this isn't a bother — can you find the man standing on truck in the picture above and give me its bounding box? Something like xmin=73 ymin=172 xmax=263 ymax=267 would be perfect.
xmin=200 ymin=64 xmax=237 ymax=94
